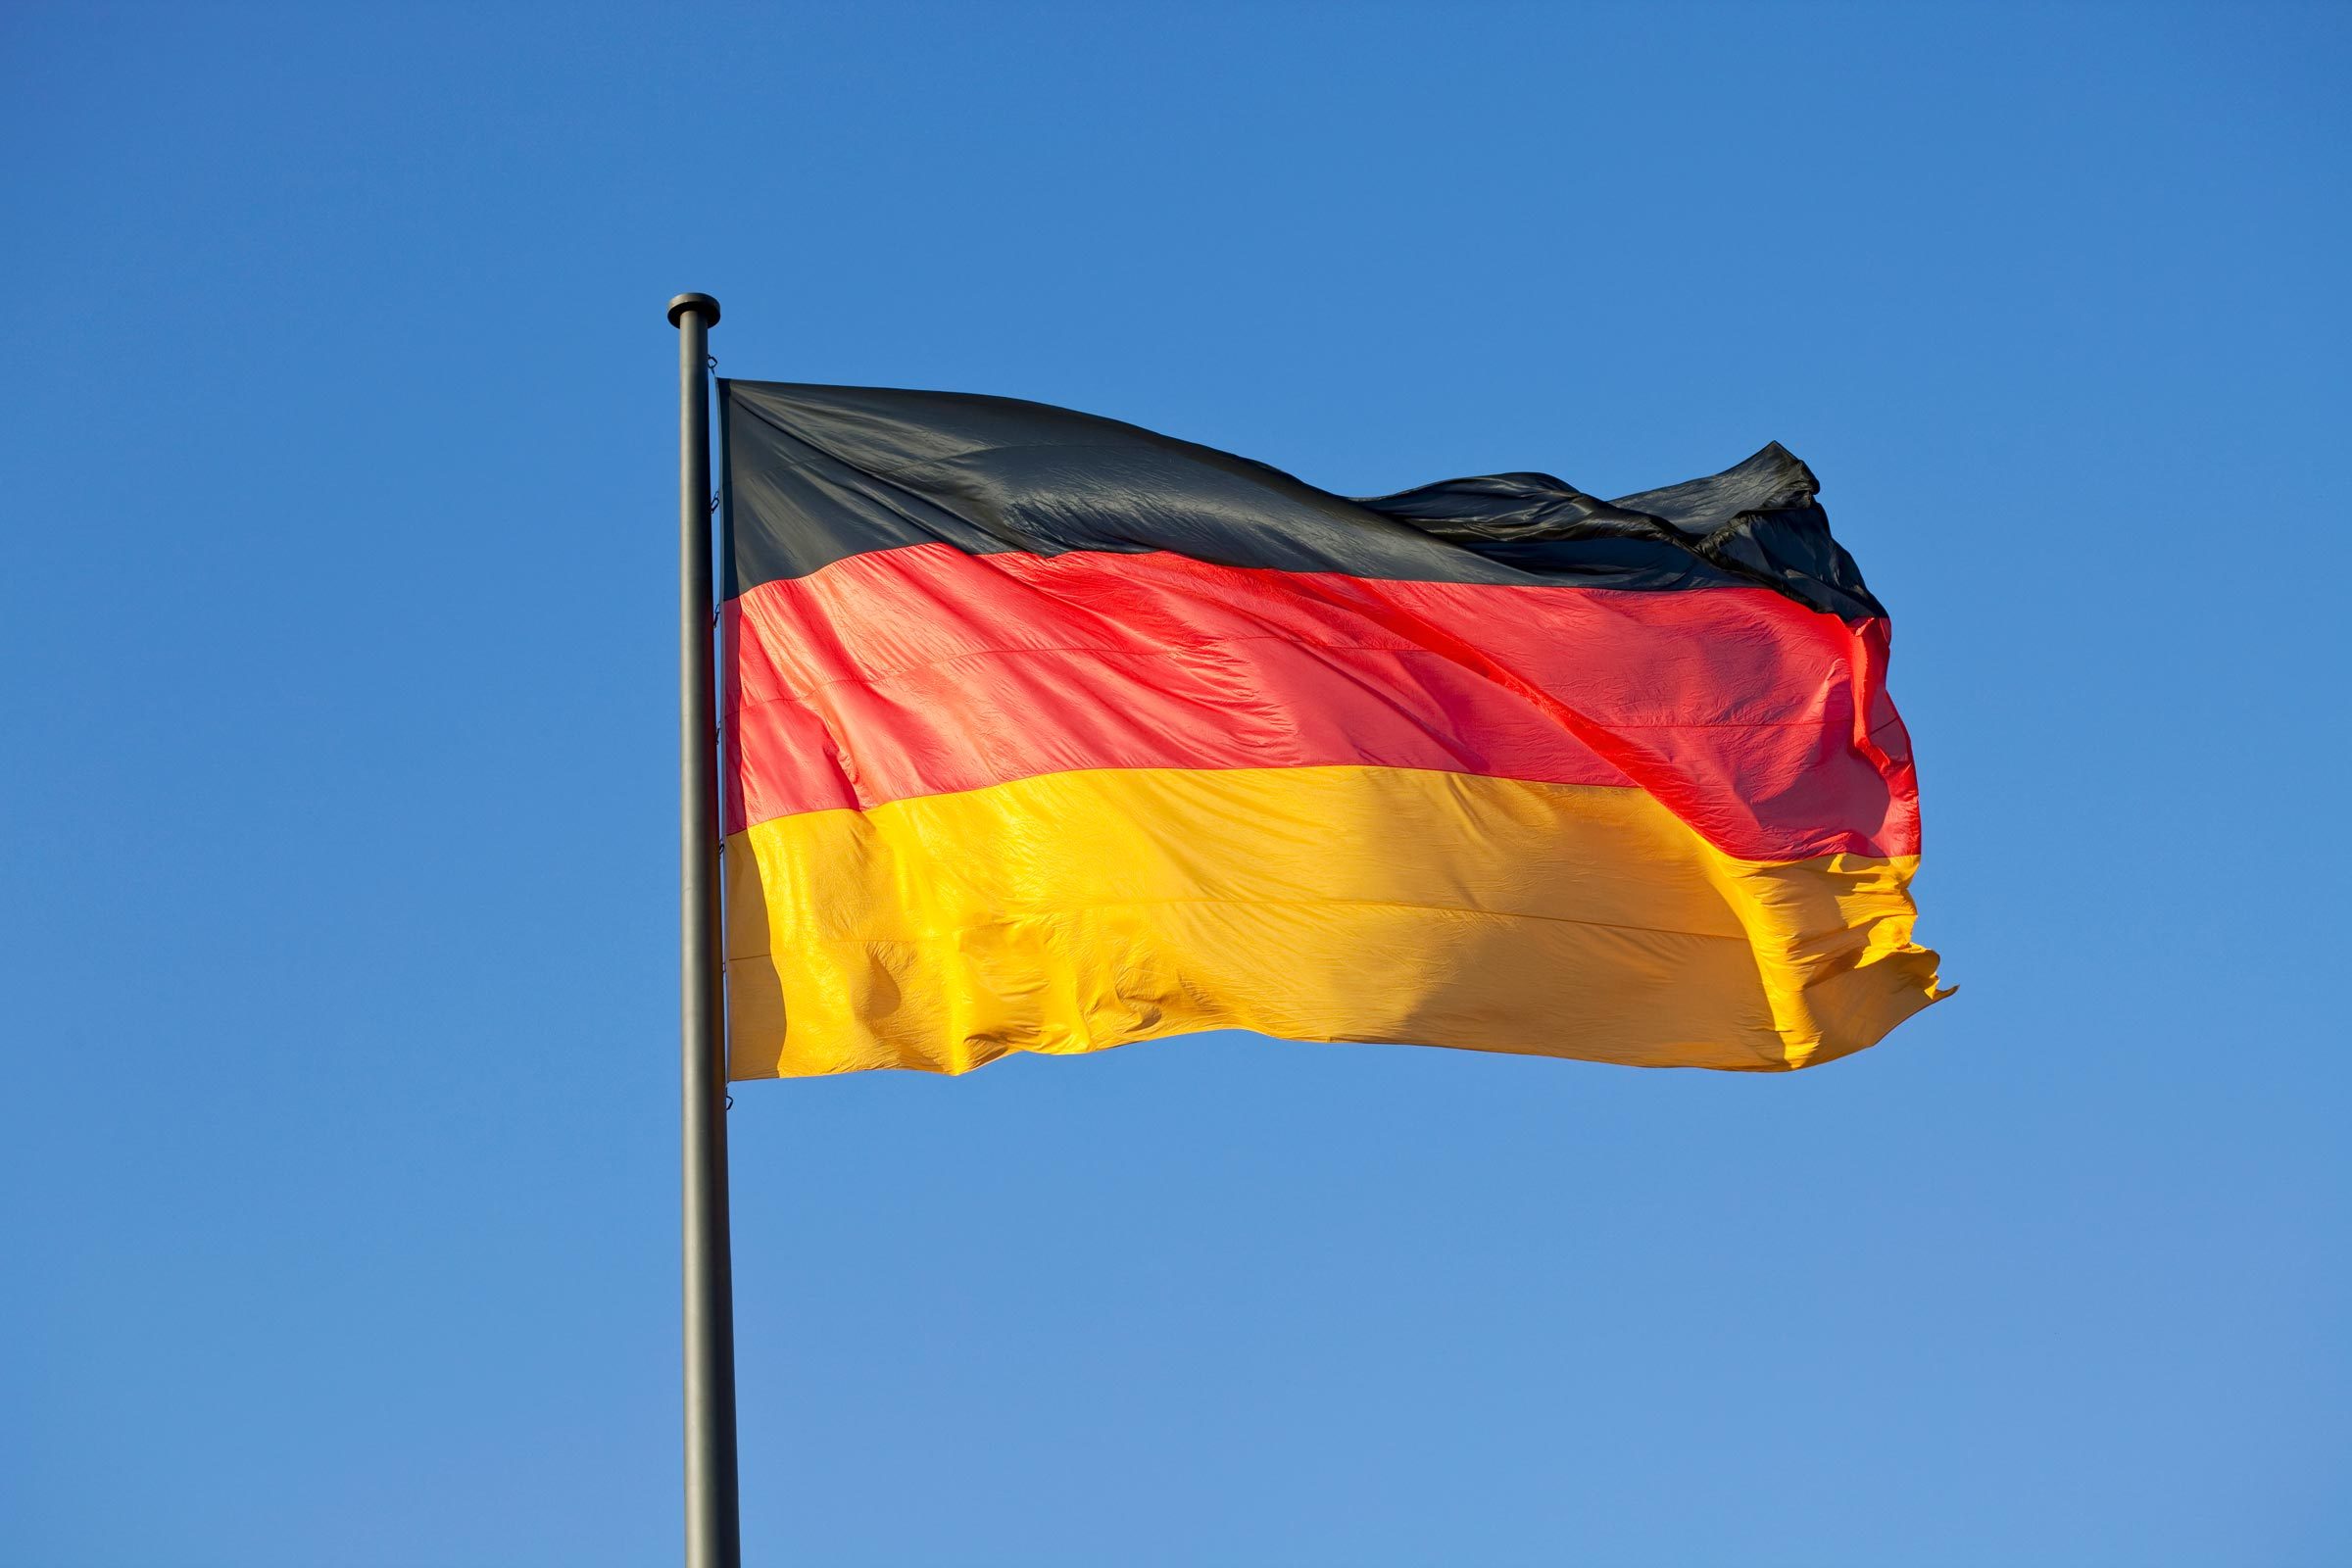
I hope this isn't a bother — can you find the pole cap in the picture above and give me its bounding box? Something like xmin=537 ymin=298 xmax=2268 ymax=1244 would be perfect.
xmin=666 ymin=292 xmax=721 ymax=327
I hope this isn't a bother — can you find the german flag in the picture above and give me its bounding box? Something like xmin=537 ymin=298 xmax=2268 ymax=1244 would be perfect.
xmin=718 ymin=381 xmax=1944 ymax=1078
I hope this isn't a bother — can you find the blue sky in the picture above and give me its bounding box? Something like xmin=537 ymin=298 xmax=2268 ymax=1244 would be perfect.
xmin=3 ymin=3 xmax=2345 ymax=1564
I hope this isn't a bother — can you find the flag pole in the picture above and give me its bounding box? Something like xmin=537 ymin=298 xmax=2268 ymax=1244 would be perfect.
xmin=668 ymin=291 xmax=740 ymax=1568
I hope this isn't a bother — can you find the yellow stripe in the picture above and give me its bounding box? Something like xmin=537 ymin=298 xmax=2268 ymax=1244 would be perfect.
xmin=724 ymin=766 xmax=1943 ymax=1078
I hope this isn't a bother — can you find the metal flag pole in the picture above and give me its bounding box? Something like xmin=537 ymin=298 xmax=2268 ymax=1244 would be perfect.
xmin=668 ymin=291 xmax=740 ymax=1568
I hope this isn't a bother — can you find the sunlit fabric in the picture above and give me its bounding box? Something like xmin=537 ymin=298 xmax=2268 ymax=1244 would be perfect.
xmin=718 ymin=380 xmax=1944 ymax=1077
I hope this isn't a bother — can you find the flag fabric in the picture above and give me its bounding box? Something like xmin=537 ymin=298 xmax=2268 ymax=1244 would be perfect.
xmin=717 ymin=381 xmax=1944 ymax=1078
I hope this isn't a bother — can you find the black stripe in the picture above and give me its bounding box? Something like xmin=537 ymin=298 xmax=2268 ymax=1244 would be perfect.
xmin=721 ymin=380 xmax=1884 ymax=619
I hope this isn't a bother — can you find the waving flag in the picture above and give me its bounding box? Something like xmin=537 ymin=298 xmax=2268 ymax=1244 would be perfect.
xmin=717 ymin=381 xmax=1943 ymax=1077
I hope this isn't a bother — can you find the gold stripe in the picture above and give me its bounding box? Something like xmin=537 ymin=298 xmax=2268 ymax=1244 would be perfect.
xmin=724 ymin=766 xmax=1942 ymax=1078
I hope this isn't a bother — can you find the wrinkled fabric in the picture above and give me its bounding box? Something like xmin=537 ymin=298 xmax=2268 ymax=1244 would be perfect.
xmin=725 ymin=769 xmax=1938 ymax=1078
xmin=723 ymin=381 xmax=1881 ymax=617
xmin=725 ymin=546 xmax=1913 ymax=863
xmin=716 ymin=381 xmax=1944 ymax=1076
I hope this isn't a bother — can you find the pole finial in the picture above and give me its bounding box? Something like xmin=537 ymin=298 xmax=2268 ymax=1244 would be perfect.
xmin=667 ymin=292 xmax=721 ymax=328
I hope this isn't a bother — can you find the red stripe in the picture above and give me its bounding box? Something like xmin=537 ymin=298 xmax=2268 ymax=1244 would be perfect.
xmin=722 ymin=544 xmax=1920 ymax=861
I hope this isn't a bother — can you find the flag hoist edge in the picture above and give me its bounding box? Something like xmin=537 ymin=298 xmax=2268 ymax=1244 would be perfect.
xmin=716 ymin=379 xmax=1945 ymax=1077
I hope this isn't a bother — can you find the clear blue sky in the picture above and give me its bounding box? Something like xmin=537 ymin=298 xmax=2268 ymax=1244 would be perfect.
xmin=4 ymin=4 xmax=2345 ymax=1564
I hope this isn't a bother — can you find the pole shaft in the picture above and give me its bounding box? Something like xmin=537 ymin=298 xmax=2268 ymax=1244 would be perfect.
xmin=672 ymin=294 xmax=739 ymax=1568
